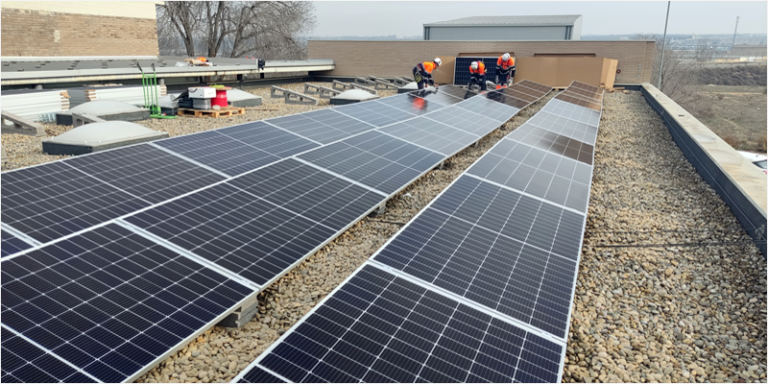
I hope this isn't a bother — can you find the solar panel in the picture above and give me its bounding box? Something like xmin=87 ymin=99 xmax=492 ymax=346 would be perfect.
xmin=333 ymin=101 xmax=416 ymax=127
xmin=154 ymin=131 xmax=282 ymax=177
xmin=560 ymin=88 xmax=603 ymax=104
xmin=378 ymin=116 xmax=480 ymax=156
xmin=126 ymin=159 xmax=384 ymax=286
xmin=217 ymin=122 xmax=320 ymax=158
xmin=374 ymin=176 xmax=584 ymax=338
xmin=1 ymin=161 xmax=152 ymax=244
xmin=63 ymin=143 xmax=227 ymax=204
xmin=467 ymin=139 xmax=593 ymax=212
xmin=374 ymin=93 xmax=446 ymax=115
xmin=264 ymin=109 xmax=375 ymax=144
xmin=297 ymin=131 xmax=444 ymax=194
xmin=483 ymin=90 xmax=530 ymax=109
xmin=408 ymin=88 xmax=466 ymax=106
xmin=525 ymin=110 xmax=599 ymax=145
xmin=541 ymin=99 xmax=601 ymax=127
xmin=1 ymin=223 xmax=254 ymax=383
xmin=423 ymin=106 xmax=503 ymax=137
xmin=1 ymin=229 xmax=34 ymax=258
xmin=237 ymin=365 xmax=286 ymax=383
xmin=421 ymin=84 xmax=478 ymax=102
xmin=455 ymin=96 xmax=520 ymax=122
xmin=453 ymin=57 xmax=498 ymax=87
xmin=493 ymin=86 xmax=540 ymax=103
xmin=515 ymin=80 xmax=553 ymax=94
xmin=2 ymin=326 xmax=95 ymax=383
xmin=237 ymin=264 xmax=564 ymax=383
xmin=507 ymin=124 xmax=595 ymax=165
xmin=554 ymin=93 xmax=602 ymax=111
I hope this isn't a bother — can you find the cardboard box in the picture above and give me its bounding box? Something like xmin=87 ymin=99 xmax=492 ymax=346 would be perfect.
xmin=515 ymin=57 xmax=618 ymax=89
xmin=188 ymin=87 xmax=216 ymax=99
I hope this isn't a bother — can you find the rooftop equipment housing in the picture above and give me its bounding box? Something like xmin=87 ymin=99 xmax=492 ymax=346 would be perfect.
xmin=423 ymin=15 xmax=583 ymax=41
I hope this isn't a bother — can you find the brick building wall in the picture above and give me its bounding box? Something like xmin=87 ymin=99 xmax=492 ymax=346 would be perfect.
xmin=309 ymin=40 xmax=655 ymax=84
xmin=1 ymin=5 xmax=159 ymax=56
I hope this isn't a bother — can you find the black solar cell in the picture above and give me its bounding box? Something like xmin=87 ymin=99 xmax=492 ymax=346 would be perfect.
xmin=1 ymin=229 xmax=33 ymax=258
xmin=154 ymin=131 xmax=281 ymax=176
xmin=333 ymin=101 xmax=416 ymax=127
xmin=378 ymin=116 xmax=479 ymax=156
xmin=1 ymin=162 xmax=153 ymax=243
xmin=298 ymin=132 xmax=443 ymax=194
xmin=64 ymin=143 xmax=227 ymax=203
xmin=1 ymin=224 xmax=253 ymax=383
xmin=239 ymin=265 xmax=563 ymax=383
xmin=265 ymin=110 xmax=375 ymax=144
xmin=375 ymin=176 xmax=584 ymax=337
xmin=468 ymin=139 xmax=593 ymax=212
xmin=1 ymin=327 xmax=95 ymax=383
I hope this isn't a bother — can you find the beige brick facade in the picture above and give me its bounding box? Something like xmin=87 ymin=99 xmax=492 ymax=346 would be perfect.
xmin=309 ymin=40 xmax=655 ymax=84
xmin=1 ymin=8 xmax=159 ymax=56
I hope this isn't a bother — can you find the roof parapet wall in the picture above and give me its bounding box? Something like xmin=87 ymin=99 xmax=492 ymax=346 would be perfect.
xmin=641 ymin=83 xmax=767 ymax=257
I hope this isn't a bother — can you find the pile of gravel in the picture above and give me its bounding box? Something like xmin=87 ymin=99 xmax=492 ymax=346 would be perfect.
xmin=134 ymin=93 xmax=557 ymax=383
xmin=564 ymin=92 xmax=766 ymax=383
xmin=0 ymin=82 xmax=395 ymax=171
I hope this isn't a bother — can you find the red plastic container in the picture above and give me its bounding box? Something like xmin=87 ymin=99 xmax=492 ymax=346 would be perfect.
xmin=212 ymin=88 xmax=228 ymax=107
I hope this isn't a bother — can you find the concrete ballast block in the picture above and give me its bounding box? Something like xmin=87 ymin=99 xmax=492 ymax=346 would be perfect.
xmin=284 ymin=89 xmax=318 ymax=106
xmin=350 ymin=83 xmax=378 ymax=95
xmin=332 ymin=80 xmax=352 ymax=91
xmin=1 ymin=111 xmax=46 ymax=136
xmin=270 ymin=85 xmax=287 ymax=98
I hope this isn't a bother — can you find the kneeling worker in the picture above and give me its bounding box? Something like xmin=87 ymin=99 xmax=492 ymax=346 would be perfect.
xmin=495 ymin=53 xmax=516 ymax=90
xmin=413 ymin=58 xmax=442 ymax=90
xmin=468 ymin=61 xmax=487 ymax=92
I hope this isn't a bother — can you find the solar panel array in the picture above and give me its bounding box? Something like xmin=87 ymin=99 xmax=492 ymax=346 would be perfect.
xmin=1 ymin=82 xmax=550 ymax=382
xmin=236 ymin=81 xmax=602 ymax=383
xmin=453 ymin=57 xmax=499 ymax=86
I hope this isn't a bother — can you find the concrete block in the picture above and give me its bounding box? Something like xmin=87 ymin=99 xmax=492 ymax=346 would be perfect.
xmin=316 ymin=85 xmax=342 ymax=99
xmin=304 ymin=83 xmax=321 ymax=95
xmin=374 ymin=79 xmax=399 ymax=91
xmin=392 ymin=78 xmax=410 ymax=87
xmin=332 ymin=80 xmax=352 ymax=91
xmin=270 ymin=85 xmax=287 ymax=98
xmin=72 ymin=113 xmax=106 ymax=128
xmin=349 ymin=83 xmax=378 ymax=95
xmin=1 ymin=111 xmax=46 ymax=136
xmin=284 ymin=89 xmax=319 ymax=106
xmin=355 ymin=76 xmax=376 ymax=86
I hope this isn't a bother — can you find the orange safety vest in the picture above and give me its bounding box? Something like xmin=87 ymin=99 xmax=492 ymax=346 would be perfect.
xmin=497 ymin=56 xmax=515 ymax=69
xmin=470 ymin=62 xmax=486 ymax=75
xmin=421 ymin=61 xmax=437 ymax=74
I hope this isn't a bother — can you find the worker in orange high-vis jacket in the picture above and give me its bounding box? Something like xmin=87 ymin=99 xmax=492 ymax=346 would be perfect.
xmin=413 ymin=58 xmax=442 ymax=90
xmin=495 ymin=53 xmax=516 ymax=90
xmin=468 ymin=61 xmax=487 ymax=92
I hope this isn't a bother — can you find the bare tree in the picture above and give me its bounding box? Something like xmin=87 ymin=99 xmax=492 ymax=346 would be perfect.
xmin=634 ymin=34 xmax=705 ymax=107
xmin=156 ymin=2 xmax=316 ymax=59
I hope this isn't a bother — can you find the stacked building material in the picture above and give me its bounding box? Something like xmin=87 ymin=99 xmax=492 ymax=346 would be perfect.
xmin=64 ymin=84 xmax=166 ymax=108
xmin=0 ymin=88 xmax=69 ymax=122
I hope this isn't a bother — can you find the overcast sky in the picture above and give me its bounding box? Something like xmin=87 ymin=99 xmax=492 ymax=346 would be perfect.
xmin=312 ymin=1 xmax=767 ymax=37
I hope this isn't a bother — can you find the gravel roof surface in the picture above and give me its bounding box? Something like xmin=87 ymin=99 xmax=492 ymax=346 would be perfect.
xmin=2 ymin=87 xmax=764 ymax=383
xmin=566 ymin=92 xmax=766 ymax=383
xmin=1 ymin=82 xmax=395 ymax=172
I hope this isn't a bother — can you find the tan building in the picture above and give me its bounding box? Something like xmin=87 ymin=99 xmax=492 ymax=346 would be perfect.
xmin=1 ymin=1 xmax=161 ymax=57
xmin=308 ymin=40 xmax=656 ymax=84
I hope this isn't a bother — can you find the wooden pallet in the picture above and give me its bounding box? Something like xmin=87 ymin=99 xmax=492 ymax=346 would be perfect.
xmin=177 ymin=106 xmax=245 ymax=118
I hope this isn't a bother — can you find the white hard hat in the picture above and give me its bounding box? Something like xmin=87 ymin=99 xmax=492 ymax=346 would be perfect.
xmin=470 ymin=62 xmax=478 ymax=70
xmin=502 ymin=53 xmax=510 ymax=62
xmin=434 ymin=58 xmax=442 ymax=66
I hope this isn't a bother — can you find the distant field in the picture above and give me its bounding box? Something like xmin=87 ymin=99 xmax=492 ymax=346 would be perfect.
xmin=688 ymin=85 xmax=767 ymax=153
